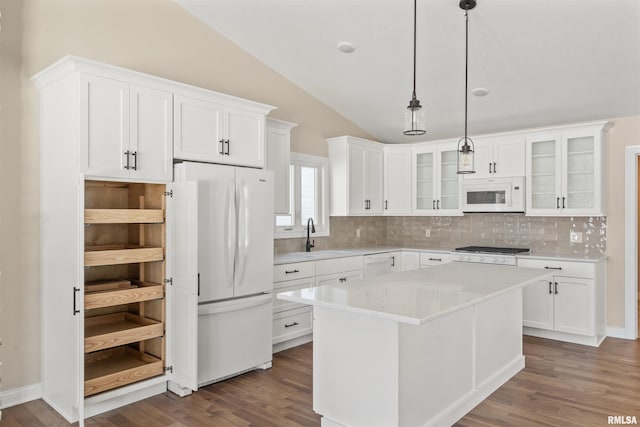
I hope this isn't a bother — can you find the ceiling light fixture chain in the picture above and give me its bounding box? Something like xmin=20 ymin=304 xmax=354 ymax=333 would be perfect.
xmin=403 ymin=0 xmax=426 ymax=136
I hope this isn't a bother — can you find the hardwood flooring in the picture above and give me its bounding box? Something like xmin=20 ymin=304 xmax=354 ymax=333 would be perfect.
xmin=2 ymin=336 xmax=639 ymax=426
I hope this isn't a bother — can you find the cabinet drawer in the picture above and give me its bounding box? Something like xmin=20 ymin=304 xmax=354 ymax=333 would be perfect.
xmin=273 ymin=261 xmax=315 ymax=282
xmin=315 ymin=270 xmax=363 ymax=287
xmin=315 ymin=256 xmax=363 ymax=276
xmin=517 ymin=258 xmax=594 ymax=279
xmin=273 ymin=277 xmax=315 ymax=313
xmin=273 ymin=306 xmax=313 ymax=344
xmin=420 ymin=252 xmax=452 ymax=267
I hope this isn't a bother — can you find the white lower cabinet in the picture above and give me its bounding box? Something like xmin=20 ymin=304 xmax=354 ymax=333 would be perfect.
xmin=272 ymin=256 xmax=364 ymax=351
xmin=518 ymin=258 xmax=606 ymax=346
xmin=272 ymin=261 xmax=316 ymax=352
xmin=401 ymin=251 xmax=420 ymax=271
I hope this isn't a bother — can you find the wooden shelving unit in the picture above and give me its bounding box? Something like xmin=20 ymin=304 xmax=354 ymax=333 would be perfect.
xmin=83 ymin=180 xmax=167 ymax=397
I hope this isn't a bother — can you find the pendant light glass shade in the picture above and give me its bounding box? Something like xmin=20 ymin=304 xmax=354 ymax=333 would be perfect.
xmin=404 ymin=95 xmax=426 ymax=135
xmin=457 ymin=0 xmax=477 ymax=174
xmin=403 ymin=0 xmax=426 ymax=136
xmin=457 ymin=136 xmax=475 ymax=174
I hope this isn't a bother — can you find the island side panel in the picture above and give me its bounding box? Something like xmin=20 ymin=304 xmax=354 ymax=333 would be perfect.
xmin=475 ymin=288 xmax=524 ymax=387
xmin=313 ymin=306 xmax=400 ymax=427
xmin=398 ymin=306 xmax=475 ymax=427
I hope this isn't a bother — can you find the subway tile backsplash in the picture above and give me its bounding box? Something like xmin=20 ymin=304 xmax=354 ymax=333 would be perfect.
xmin=274 ymin=214 xmax=607 ymax=259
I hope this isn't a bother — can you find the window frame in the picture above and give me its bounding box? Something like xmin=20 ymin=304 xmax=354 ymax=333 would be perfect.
xmin=274 ymin=152 xmax=330 ymax=239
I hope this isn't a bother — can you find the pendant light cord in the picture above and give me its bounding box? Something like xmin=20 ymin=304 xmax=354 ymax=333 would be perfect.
xmin=464 ymin=8 xmax=469 ymax=139
xmin=412 ymin=0 xmax=417 ymax=99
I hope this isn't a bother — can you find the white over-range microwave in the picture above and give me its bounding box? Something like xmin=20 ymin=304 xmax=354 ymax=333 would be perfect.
xmin=461 ymin=176 xmax=525 ymax=213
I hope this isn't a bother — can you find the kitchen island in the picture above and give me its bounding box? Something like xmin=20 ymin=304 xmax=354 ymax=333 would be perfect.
xmin=278 ymin=263 xmax=553 ymax=427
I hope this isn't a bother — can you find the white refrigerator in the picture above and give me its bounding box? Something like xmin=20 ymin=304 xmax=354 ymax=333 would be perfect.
xmin=173 ymin=161 xmax=274 ymax=387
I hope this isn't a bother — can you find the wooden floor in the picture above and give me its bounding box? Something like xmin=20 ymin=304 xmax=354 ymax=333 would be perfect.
xmin=3 ymin=336 xmax=639 ymax=426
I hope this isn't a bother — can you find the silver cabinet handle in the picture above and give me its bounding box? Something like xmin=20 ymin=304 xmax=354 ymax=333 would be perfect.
xmin=489 ymin=162 xmax=492 ymax=174
xmin=432 ymin=200 xmax=436 ymax=209
xmin=493 ymin=162 xmax=497 ymax=174
xmin=124 ymin=150 xmax=130 ymax=170
xmin=548 ymin=281 xmax=553 ymax=294
xmin=285 ymin=269 xmax=300 ymax=274
xmin=556 ymin=197 xmax=560 ymax=209
xmin=219 ymin=139 xmax=225 ymax=155
xmin=562 ymin=196 xmax=566 ymax=209
xmin=391 ymin=256 xmax=395 ymax=267
xmin=544 ymin=266 xmax=562 ymax=270
xmin=437 ymin=200 xmax=440 ymax=210
xmin=385 ymin=200 xmax=388 ymax=210
xmin=131 ymin=151 xmax=138 ymax=170
xmin=225 ymin=139 xmax=230 ymax=156
xmin=428 ymin=257 xmax=442 ymax=262
xmin=554 ymin=282 xmax=559 ymax=294
xmin=284 ymin=321 xmax=299 ymax=328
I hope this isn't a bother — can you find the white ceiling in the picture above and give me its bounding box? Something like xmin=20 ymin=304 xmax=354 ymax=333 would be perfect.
xmin=177 ymin=0 xmax=640 ymax=144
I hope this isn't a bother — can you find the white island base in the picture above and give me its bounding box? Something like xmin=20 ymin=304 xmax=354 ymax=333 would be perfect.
xmin=279 ymin=264 xmax=553 ymax=427
xmin=314 ymin=289 xmax=523 ymax=427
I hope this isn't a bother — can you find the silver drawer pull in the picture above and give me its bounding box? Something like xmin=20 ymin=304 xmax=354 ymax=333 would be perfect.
xmin=284 ymin=321 xmax=299 ymax=328
xmin=429 ymin=258 xmax=442 ymax=261
xmin=285 ymin=269 xmax=300 ymax=274
xmin=544 ymin=266 xmax=562 ymax=270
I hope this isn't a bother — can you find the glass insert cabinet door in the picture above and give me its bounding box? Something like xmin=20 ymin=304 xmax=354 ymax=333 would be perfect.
xmin=564 ymin=136 xmax=595 ymax=210
xmin=529 ymin=138 xmax=561 ymax=210
xmin=439 ymin=149 xmax=459 ymax=210
xmin=415 ymin=152 xmax=434 ymax=210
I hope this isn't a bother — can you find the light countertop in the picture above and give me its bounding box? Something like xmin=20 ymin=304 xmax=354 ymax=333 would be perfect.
xmin=278 ymin=263 xmax=553 ymax=325
xmin=273 ymin=247 xmax=450 ymax=265
xmin=273 ymin=247 xmax=606 ymax=265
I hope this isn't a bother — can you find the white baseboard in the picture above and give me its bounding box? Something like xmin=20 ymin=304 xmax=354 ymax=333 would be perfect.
xmin=0 ymin=383 xmax=42 ymax=409
xmin=606 ymin=326 xmax=631 ymax=339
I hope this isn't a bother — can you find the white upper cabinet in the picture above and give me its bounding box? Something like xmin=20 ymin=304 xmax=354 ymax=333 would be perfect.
xmin=412 ymin=141 xmax=462 ymax=216
xmin=383 ymin=147 xmax=412 ymax=215
xmin=328 ymin=136 xmax=384 ymax=216
xmin=526 ymin=122 xmax=608 ymax=216
xmin=469 ymin=136 xmax=525 ymax=179
xmin=174 ymin=94 xmax=273 ymax=168
xmin=266 ymin=118 xmax=297 ymax=214
xmin=173 ymin=95 xmax=224 ymax=163
xmin=81 ymin=75 xmax=173 ymax=182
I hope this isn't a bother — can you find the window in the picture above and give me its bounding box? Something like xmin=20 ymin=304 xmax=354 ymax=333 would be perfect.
xmin=275 ymin=153 xmax=329 ymax=238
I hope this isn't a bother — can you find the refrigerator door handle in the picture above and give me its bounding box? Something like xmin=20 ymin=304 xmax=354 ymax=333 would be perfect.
xmin=226 ymin=182 xmax=236 ymax=289
xmin=235 ymin=178 xmax=249 ymax=288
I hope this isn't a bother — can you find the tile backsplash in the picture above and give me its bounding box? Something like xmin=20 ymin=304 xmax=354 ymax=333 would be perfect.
xmin=274 ymin=214 xmax=607 ymax=258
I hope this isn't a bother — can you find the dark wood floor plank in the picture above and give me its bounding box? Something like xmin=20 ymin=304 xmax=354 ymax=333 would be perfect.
xmin=3 ymin=336 xmax=639 ymax=426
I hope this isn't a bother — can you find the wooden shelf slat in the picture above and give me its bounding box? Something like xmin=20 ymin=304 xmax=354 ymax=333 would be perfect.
xmin=84 ymin=246 xmax=163 ymax=267
xmin=84 ymin=209 xmax=164 ymax=224
xmin=84 ymin=347 xmax=163 ymax=397
xmin=85 ymin=279 xmax=132 ymax=293
xmin=84 ymin=313 xmax=163 ymax=353
xmin=84 ymin=282 xmax=163 ymax=310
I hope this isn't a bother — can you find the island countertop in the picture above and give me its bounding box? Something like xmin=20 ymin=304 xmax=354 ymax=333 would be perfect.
xmin=278 ymin=263 xmax=553 ymax=325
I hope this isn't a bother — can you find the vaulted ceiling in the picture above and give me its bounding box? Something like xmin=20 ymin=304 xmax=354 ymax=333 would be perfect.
xmin=177 ymin=0 xmax=640 ymax=143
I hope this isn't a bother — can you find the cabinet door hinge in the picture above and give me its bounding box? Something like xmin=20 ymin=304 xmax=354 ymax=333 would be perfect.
xmin=164 ymin=190 xmax=173 ymax=198
xmin=165 ymin=365 xmax=173 ymax=373
xmin=165 ymin=278 xmax=173 ymax=285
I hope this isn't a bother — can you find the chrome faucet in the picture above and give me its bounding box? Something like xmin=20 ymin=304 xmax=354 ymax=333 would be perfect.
xmin=306 ymin=217 xmax=316 ymax=252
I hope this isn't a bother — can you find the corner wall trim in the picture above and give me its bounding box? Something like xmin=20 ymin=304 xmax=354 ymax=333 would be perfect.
xmin=0 ymin=383 xmax=42 ymax=409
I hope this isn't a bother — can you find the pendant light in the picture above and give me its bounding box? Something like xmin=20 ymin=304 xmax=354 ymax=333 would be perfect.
xmin=403 ymin=0 xmax=426 ymax=136
xmin=457 ymin=0 xmax=476 ymax=174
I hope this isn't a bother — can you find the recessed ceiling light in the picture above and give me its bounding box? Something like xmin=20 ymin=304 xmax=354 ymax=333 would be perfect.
xmin=337 ymin=41 xmax=355 ymax=54
xmin=472 ymin=87 xmax=489 ymax=97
